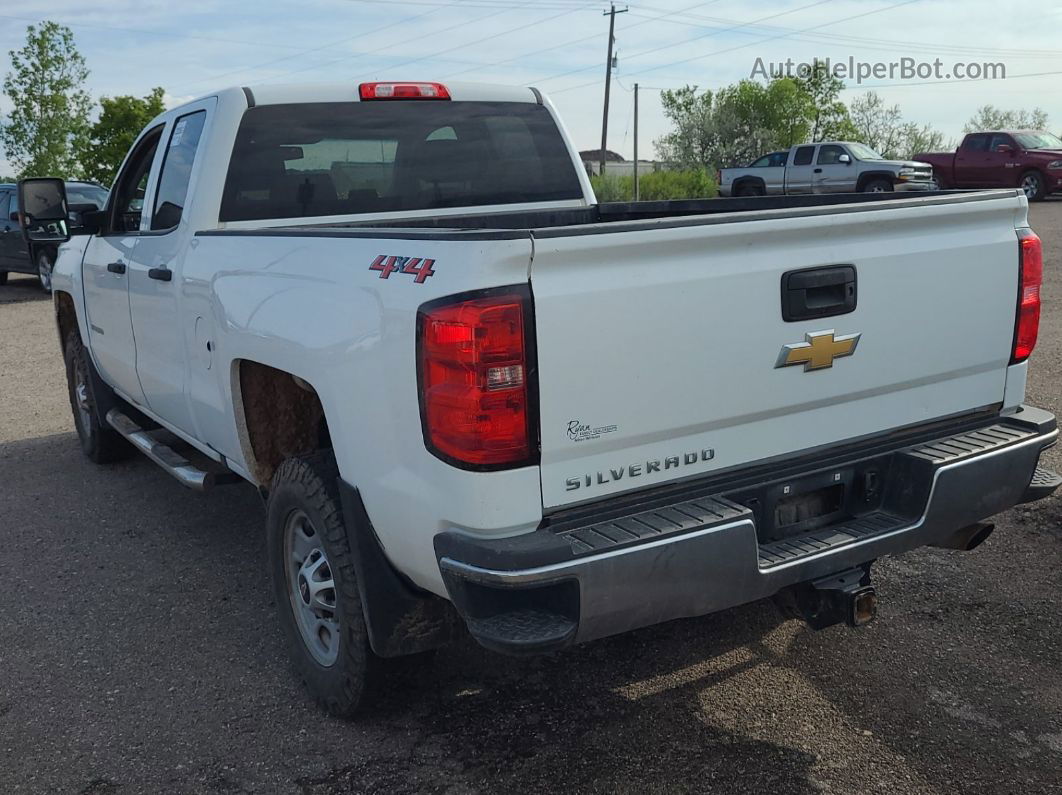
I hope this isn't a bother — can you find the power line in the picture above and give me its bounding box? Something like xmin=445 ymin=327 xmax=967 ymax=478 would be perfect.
xmin=847 ymin=68 xmax=1062 ymax=90
xmin=624 ymin=7 xmax=1062 ymax=60
xmin=239 ymin=6 xmax=514 ymax=84
xmin=176 ymin=0 xmax=466 ymax=92
xmin=547 ymin=0 xmax=924 ymax=95
xmin=364 ymin=2 xmax=597 ymax=78
xmin=440 ymin=0 xmax=725 ymax=80
xmin=529 ymin=0 xmax=835 ymax=86
xmin=0 ymin=13 xmax=351 ymax=52
xmin=338 ymin=0 xmax=608 ymax=9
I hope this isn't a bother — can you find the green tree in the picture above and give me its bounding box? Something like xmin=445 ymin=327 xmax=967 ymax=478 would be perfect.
xmin=963 ymin=105 xmax=1049 ymax=132
xmin=899 ymin=123 xmax=951 ymax=159
xmin=79 ymin=87 xmax=165 ymax=186
xmin=655 ymin=86 xmax=717 ymax=169
xmin=793 ymin=59 xmax=857 ymax=141
xmin=849 ymin=91 xmax=950 ymax=158
xmin=655 ymin=79 xmax=814 ymax=170
xmin=0 ymin=22 xmax=92 ymax=178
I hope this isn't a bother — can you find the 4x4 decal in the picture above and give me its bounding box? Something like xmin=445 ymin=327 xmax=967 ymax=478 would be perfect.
xmin=369 ymin=255 xmax=436 ymax=283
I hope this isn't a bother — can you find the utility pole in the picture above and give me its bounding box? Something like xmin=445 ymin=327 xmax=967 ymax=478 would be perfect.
xmin=598 ymin=3 xmax=627 ymax=177
xmin=633 ymin=82 xmax=639 ymax=202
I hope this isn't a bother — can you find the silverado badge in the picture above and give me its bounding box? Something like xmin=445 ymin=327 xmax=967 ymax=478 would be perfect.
xmin=776 ymin=330 xmax=861 ymax=372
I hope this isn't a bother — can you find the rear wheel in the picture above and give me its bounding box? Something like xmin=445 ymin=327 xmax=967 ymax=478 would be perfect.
xmin=862 ymin=178 xmax=893 ymax=193
xmin=933 ymin=174 xmax=948 ymax=190
xmin=0 ymin=271 xmax=7 ymax=286
xmin=1020 ymin=171 xmax=1046 ymax=201
xmin=267 ymin=452 xmax=377 ymax=717
xmin=736 ymin=182 xmax=765 ymax=197
xmin=37 ymin=250 xmax=54 ymax=293
xmin=63 ymin=331 xmax=130 ymax=463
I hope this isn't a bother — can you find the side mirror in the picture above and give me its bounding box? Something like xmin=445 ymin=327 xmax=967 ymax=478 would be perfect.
xmin=996 ymin=144 xmax=1014 ymax=154
xmin=17 ymin=178 xmax=71 ymax=243
xmin=838 ymin=153 xmax=852 ymax=164
xmin=67 ymin=203 xmax=104 ymax=235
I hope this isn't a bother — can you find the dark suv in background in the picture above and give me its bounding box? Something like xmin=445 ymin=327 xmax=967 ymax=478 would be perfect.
xmin=0 ymin=181 xmax=109 ymax=291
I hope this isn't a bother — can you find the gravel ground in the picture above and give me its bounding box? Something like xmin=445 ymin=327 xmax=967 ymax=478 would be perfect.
xmin=1 ymin=200 xmax=1060 ymax=795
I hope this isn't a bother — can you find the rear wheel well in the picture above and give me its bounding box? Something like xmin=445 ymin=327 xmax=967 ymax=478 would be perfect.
xmin=234 ymin=360 xmax=330 ymax=485
xmin=733 ymin=177 xmax=765 ymax=196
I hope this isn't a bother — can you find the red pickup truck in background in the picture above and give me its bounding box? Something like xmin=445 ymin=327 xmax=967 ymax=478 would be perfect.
xmin=916 ymin=130 xmax=1062 ymax=201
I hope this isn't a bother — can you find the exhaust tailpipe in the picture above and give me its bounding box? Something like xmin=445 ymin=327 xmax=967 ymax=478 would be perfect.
xmin=931 ymin=522 xmax=994 ymax=552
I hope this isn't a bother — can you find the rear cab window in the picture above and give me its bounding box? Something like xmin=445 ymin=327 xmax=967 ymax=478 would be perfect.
xmin=152 ymin=110 xmax=207 ymax=230
xmin=220 ymin=101 xmax=583 ymax=222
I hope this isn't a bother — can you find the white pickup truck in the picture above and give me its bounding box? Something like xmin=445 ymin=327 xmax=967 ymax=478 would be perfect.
xmin=18 ymin=80 xmax=1059 ymax=717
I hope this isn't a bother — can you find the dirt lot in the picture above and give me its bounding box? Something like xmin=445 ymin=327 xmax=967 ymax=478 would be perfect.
xmin=2 ymin=200 xmax=1060 ymax=795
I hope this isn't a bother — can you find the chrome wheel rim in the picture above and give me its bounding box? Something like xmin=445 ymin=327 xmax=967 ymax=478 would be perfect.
xmin=1021 ymin=175 xmax=1040 ymax=199
xmin=38 ymin=253 xmax=52 ymax=291
xmin=869 ymin=184 xmax=888 ymax=193
xmin=284 ymin=509 xmax=340 ymax=667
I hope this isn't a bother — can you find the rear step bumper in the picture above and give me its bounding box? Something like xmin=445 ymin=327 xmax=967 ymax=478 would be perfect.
xmin=436 ymin=405 xmax=1058 ymax=655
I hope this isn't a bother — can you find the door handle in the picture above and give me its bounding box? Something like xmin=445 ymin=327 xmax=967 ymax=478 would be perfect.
xmin=781 ymin=265 xmax=857 ymax=321
xmin=107 ymin=261 xmax=126 ymax=274
xmin=813 ymin=168 xmax=823 ymax=173
xmin=148 ymin=267 xmax=172 ymax=282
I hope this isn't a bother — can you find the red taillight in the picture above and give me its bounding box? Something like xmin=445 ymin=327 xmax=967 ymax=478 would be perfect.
xmin=359 ymin=82 xmax=451 ymax=101
xmin=418 ymin=289 xmax=536 ymax=469
xmin=1012 ymin=228 xmax=1043 ymax=363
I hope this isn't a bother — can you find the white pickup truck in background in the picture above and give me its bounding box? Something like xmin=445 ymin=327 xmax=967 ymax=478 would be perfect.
xmin=18 ymin=80 xmax=1058 ymax=717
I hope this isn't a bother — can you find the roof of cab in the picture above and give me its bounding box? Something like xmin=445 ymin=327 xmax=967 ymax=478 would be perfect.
xmin=238 ymin=81 xmax=540 ymax=107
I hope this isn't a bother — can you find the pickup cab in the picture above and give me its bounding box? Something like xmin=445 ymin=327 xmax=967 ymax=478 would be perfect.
xmin=18 ymin=80 xmax=1059 ymax=717
xmin=718 ymin=142 xmax=934 ymax=197
xmin=916 ymin=130 xmax=1062 ymax=201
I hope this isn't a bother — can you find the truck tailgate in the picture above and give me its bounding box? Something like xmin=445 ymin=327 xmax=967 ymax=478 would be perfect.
xmin=530 ymin=193 xmax=1022 ymax=508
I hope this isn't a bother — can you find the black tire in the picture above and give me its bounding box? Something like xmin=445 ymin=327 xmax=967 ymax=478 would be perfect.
xmin=0 ymin=271 xmax=7 ymax=286
xmin=861 ymin=178 xmax=893 ymax=194
xmin=1019 ymin=170 xmax=1046 ymax=202
xmin=63 ymin=331 xmax=130 ymax=464
xmin=37 ymin=249 xmax=54 ymax=293
xmin=736 ymin=182 xmax=764 ymax=197
xmin=933 ymin=174 xmax=948 ymax=190
xmin=267 ymin=451 xmax=377 ymax=717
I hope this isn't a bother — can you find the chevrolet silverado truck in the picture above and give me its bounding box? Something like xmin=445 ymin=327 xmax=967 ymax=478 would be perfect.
xmin=718 ymin=142 xmax=934 ymax=197
xmin=17 ymin=80 xmax=1059 ymax=717
xmin=916 ymin=130 xmax=1062 ymax=201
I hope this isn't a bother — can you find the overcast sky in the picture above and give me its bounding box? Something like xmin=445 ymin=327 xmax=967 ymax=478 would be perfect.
xmin=2 ymin=0 xmax=1060 ymax=178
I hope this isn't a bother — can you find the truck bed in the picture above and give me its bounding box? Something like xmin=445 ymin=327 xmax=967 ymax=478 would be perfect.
xmin=202 ymin=189 xmax=1002 ymax=239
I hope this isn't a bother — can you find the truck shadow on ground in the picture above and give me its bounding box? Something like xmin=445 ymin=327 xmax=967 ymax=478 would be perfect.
xmin=0 ymin=273 xmax=50 ymax=304
xmin=7 ymin=432 xmax=1055 ymax=794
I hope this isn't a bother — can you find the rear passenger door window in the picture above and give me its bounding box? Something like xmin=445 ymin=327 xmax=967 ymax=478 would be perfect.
xmin=792 ymin=146 xmax=815 ymax=166
xmin=151 ymin=110 xmax=207 ymax=230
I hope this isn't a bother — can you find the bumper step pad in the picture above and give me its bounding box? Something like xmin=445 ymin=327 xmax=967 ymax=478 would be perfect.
xmin=555 ymin=495 xmax=750 ymax=556
xmin=758 ymin=511 xmax=907 ymax=569
xmin=905 ymin=423 xmax=1037 ymax=465
xmin=1022 ymin=466 xmax=1062 ymax=503
xmin=465 ymin=609 xmax=577 ymax=654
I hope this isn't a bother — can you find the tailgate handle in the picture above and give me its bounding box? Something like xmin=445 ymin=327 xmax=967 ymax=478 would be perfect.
xmin=781 ymin=265 xmax=856 ymax=322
